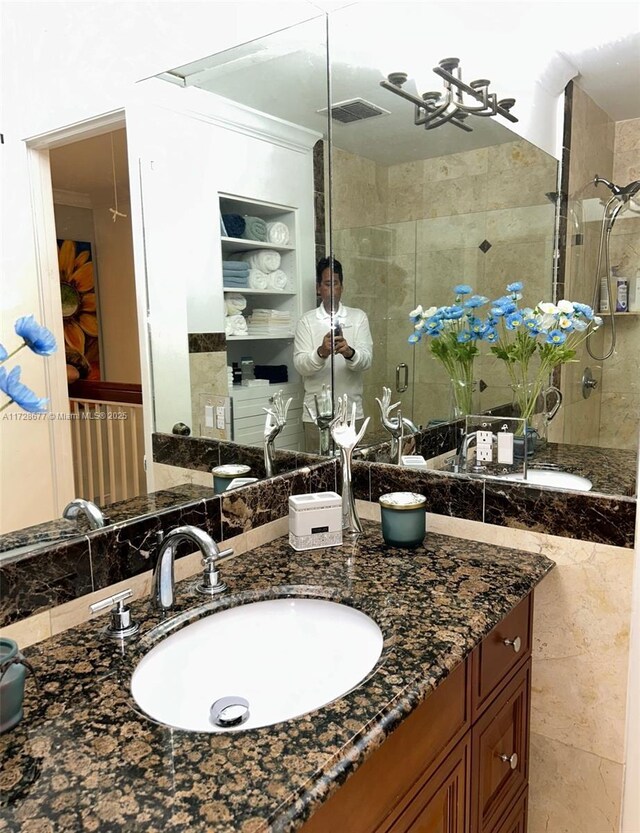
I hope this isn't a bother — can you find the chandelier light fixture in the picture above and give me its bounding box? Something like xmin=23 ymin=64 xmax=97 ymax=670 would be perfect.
xmin=380 ymin=57 xmax=517 ymax=132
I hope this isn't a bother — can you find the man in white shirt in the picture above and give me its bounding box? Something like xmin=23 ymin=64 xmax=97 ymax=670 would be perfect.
xmin=294 ymin=257 xmax=373 ymax=452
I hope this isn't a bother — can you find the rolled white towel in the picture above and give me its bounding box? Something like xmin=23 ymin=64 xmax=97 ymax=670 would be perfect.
xmin=225 ymin=293 xmax=247 ymax=314
xmin=266 ymin=222 xmax=290 ymax=246
xmin=248 ymin=269 xmax=268 ymax=290
xmin=239 ymin=250 xmax=281 ymax=272
xmin=225 ymin=314 xmax=248 ymax=337
xmin=267 ymin=269 xmax=288 ymax=291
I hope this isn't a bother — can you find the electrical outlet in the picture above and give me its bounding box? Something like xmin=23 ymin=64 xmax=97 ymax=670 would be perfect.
xmin=476 ymin=430 xmax=493 ymax=462
xmin=477 ymin=444 xmax=493 ymax=462
xmin=215 ymin=406 xmax=226 ymax=430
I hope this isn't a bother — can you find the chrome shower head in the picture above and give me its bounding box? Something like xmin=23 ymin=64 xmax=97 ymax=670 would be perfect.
xmin=594 ymin=175 xmax=640 ymax=203
xmin=618 ymin=180 xmax=640 ymax=201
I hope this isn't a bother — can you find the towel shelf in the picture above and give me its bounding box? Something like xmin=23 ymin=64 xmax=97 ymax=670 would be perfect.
xmin=221 ymin=237 xmax=294 ymax=254
xmin=223 ymin=289 xmax=297 ymax=296
xmin=226 ymin=334 xmax=295 ymax=341
xmin=220 ymin=192 xmax=304 ymax=452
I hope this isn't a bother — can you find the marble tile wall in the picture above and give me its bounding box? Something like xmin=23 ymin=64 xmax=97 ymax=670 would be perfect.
xmin=331 ymin=140 xmax=556 ymax=429
xmin=559 ymin=82 xmax=610 ymax=446
xmin=599 ymin=116 xmax=640 ymax=450
xmin=558 ymin=84 xmax=640 ymax=452
xmin=188 ymin=349 xmax=230 ymax=440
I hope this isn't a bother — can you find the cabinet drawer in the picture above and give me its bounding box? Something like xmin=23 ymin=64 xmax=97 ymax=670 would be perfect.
xmin=471 ymin=595 xmax=531 ymax=717
xmin=385 ymin=735 xmax=470 ymax=833
xmin=471 ymin=662 xmax=530 ymax=833
xmin=300 ymin=660 xmax=470 ymax=833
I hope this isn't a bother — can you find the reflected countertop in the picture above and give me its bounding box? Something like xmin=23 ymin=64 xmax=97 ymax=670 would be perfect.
xmin=0 ymin=525 xmax=554 ymax=832
xmin=523 ymin=442 xmax=636 ymax=496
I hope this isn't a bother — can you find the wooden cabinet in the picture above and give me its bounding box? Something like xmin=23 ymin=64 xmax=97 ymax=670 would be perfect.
xmin=300 ymin=594 xmax=533 ymax=833
xmin=492 ymin=791 xmax=527 ymax=833
xmin=470 ymin=664 xmax=530 ymax=833
xmin=386 ymin=736 xmax=470 ymax=833
xmin=470 ymin=594 xmax=531 ymax=719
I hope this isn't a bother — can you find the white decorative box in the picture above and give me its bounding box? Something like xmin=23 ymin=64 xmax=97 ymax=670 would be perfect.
xmin=288 ymin=492 xmax=343 ymax=551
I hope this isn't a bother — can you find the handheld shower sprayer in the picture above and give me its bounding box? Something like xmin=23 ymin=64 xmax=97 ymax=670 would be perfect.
xmin=586 ymin=176 xmax=640 ymax=361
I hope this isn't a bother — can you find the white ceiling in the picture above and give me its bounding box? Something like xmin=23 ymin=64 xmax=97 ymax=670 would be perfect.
xmin=49 ymin=128 xmax=129 ymax=204
xmin=47 ymin=2 xmax=640 ymax=193
xmin=167 ymin=1 xmax=640 ymax=165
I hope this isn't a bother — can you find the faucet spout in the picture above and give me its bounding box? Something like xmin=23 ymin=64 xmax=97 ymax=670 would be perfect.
xmin=153 ymin=526 xmax=225 ymax=611
xmin=62 ymin=498 xmax=106 ymax=529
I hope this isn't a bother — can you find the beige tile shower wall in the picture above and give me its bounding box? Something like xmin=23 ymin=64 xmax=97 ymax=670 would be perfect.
xmin=331 ymin=141 xmax=556 ymax=428
xmin=561 ymin=84 xmax=614 ymax=446
xmin=599 ymin=118 xmax=640 ymax=450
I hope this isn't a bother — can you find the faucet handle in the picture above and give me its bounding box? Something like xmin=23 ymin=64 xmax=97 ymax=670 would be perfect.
xmin=194 ymin=548 xmax=232 ymax=597
xmin=89 ymin=589 xmax=139 ymax=639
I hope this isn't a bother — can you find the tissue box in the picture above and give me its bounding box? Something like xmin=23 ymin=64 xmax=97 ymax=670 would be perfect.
xmin=288 ymin=492 xmax=342 ymax=551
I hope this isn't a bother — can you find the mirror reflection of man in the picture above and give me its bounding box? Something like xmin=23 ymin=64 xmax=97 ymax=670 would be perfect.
xmin=294 ymin=257 xmax=373 ymax=452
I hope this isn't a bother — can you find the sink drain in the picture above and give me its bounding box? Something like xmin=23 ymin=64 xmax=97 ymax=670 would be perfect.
xmin=210 ymin=696 xmax=250 ymax=728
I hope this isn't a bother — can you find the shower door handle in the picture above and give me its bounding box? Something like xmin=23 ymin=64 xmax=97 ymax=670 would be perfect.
xmin=396 ymin=363 xmax=409 ymax=393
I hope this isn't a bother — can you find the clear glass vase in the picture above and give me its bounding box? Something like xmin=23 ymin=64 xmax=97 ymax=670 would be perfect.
xmin=510 ymin=382 xmax=562 ymax=452
xmin=449 ymin=378 xmax=480 ymax=419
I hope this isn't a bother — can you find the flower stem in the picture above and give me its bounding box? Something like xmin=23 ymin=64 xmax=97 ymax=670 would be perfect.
xmin=0 ymin=343 xmax=26 ymax=364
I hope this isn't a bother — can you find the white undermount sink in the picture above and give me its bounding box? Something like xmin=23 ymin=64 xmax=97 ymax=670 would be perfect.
xmin=502 ymin=469 xmax=593 ymax=491
xmin=131 ymin=597 xmax=384 ymax=733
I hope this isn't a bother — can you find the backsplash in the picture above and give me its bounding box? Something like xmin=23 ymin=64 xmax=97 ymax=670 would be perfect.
xmin=0 ymin=460 xmax=337 ymax=629
xmin=1 ymin=439 xmax=635 ymax=633
xmin=353 ymin=460 xmax=636 ymax=548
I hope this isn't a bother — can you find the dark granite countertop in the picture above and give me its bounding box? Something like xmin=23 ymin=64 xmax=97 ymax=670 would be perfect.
xmin=0 ymin=524 xmax=554 ymax=832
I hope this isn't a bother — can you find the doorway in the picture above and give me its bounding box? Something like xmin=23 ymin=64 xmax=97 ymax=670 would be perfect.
xmin=33 ymin=119 xmax=147 ymax=508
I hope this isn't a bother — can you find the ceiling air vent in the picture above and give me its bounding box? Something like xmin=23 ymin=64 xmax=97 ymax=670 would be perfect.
xmin=317 ymin=99 xmax=390 ymax=125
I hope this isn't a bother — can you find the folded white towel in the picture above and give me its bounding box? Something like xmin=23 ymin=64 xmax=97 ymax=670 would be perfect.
xmin=225 ymin=314 xmax=248 ymax=337
xmin=239 ymin=250 xmax=281 ymax=273
xmin=266 ymin=222 xmax=290 ymax=246
xmin=225 ymin=293 xmax=247 ymax=315
xmin=248 ymin=269 xmax=268 ymax=290
xmin=267 ymin=269 xmax=288 ymax=291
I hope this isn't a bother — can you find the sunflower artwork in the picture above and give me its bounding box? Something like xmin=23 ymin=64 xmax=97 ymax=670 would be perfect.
xmin=57 ymin=239 xmax=101 ymax=384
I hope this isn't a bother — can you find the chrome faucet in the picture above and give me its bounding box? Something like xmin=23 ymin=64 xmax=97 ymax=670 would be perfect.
xmin=152 ymin=526 xmax=232 ymax=611
xmin=62 ymin=498 xmax=106 ymax=529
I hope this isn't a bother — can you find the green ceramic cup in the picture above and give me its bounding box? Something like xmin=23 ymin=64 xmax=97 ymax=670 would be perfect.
xmin=0 ymin=638 xmax=27 ymax=734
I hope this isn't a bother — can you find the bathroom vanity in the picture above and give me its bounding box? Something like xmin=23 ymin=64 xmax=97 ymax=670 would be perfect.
xmin=0 ymin=525 xmax=553 ymax=832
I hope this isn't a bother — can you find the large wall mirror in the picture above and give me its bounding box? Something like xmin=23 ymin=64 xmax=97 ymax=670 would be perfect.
xmin=143 ymin=14 xmax=331 ymax=455
xmin=4 ymin=3 xmax=638 ymax=559
xmin=326 ymin=2 xmax=638 ymax=498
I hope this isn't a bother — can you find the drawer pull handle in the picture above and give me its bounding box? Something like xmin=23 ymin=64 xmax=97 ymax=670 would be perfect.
xmin=498 ymin=752 xmax=518 ymax=770
xmin=503 ymin=636 xmax=521 ymax=653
